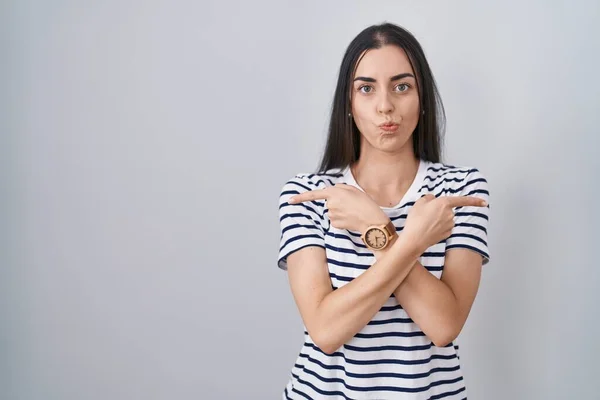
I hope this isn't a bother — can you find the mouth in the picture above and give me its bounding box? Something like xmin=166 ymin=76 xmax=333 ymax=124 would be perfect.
xmin=379 ymin=123 xmax=400 ymax=132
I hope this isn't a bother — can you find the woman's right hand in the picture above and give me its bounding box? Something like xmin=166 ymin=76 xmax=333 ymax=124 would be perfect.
xmin=403 ymin=194 xmax=487 ymax=253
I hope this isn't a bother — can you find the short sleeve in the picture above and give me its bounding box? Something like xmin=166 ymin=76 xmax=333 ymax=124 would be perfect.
xmin=445 ymin=168 xmax=491 ymax=265
xmin=277 ymin=175 xmax=327 ymax=270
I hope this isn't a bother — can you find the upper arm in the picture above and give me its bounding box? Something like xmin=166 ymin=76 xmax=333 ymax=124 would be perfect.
xmin=445 ymin=168 xmax=491 ymax=264
xmin=442 ymin=167 xmax=491 ymax=320
xmin=278 ymin=175 xmax=333 ymax=330
xmin=286 ymin=246 xmax=333 ymax=331
xmin=440 ymin=248 xmax=483 ymax=321
xmin=278 ymin=175 xmax=327 ymax=270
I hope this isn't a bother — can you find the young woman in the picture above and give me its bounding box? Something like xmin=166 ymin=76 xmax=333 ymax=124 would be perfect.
xmin=277 ymin=22 xmax=490 ymax=399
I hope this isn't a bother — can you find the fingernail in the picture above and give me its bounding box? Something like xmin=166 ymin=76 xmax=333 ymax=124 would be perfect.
xmin=288 ymin=197 xmax=297 ymax=204
xmin=481 ymin=200 xmax=488 ymax=207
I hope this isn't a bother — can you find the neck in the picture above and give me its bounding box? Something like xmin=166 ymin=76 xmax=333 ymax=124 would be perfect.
xmin=351 ymin=146 xmax=420 ymax=203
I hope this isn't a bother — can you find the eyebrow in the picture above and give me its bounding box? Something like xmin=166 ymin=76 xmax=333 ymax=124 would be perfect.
xmin=353 ymin=73 xmax=415 ymax=83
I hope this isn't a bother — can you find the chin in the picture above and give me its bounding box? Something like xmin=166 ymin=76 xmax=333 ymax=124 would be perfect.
xmin=377 ymin=133 xmax=411 ymax=149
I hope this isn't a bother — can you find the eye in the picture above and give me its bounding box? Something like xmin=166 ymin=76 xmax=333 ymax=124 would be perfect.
xmin=358 ymin=85 xmax=373 ymax=94
xmin=394 ymin=83 xmax=410 ymax=92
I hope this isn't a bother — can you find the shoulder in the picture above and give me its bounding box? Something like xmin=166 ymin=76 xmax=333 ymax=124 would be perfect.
xmin=278 ymin=169 xmax=345 ymax=215
xmin=423 ymin=162 xmax=489 ymax=196
xmin=279 ymin=169 xmax=345 ymax=196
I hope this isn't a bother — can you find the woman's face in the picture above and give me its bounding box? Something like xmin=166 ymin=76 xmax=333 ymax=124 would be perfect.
xmin=351 ymin=45 xmax=420 ymax=154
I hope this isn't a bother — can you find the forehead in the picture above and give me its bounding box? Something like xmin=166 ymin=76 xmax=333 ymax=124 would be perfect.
xmin=353 ymin=45 xmax=414 ymax=78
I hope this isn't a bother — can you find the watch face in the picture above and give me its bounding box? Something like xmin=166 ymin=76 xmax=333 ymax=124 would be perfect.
xmin=365 ymin=227 xmax=387 ymax=250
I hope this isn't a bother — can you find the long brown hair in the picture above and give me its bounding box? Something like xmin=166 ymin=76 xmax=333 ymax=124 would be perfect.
xmin=318 ymin=23 xmax=445 ymax=173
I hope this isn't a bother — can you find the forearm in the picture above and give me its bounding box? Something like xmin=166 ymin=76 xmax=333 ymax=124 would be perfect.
xmin=313 ymin=235 xmax=420 ymax=354
xmin=371 ymin=236 xmax=461 ymax=347
xmin=392 ymin=263 xmax=460 ymax=346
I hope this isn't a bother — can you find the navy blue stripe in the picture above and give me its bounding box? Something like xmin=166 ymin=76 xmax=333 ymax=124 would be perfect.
xmin=306 ymin=172 xmax=343 ymax=179
xmin=305 ymin=177 xmax=336 ymax=187
xmin=295 ymin=369 xmax=464 ymax=394
xmin=466 ymin=188 xmax=489 ymax=196
xmin=426 ymin=266 xmax=444 ymax=272
xmin=380 ymin=304 xmax=403 ymax=312
xmin=295 ymin=357 xmax=345 ymax=372
xmin=391 ymin=213 xmax=409 ymax=222
xmin=424 ymin=171 xmax=472 ymax=183
xmin=428 ymin=386 xmax=466 ymax=400
xmin=421 ymin=178 xmax=460 ymax=192
xmin=301 ymin=343 xmax=458 ymax=366
xmin=344 ymin=343 xmax=433 ymax=352
xmin=368 ymin=317 xmax=413 ymax=325
xmin=283 ymin=386 xmax=293 ymax=400
xmin=281 ymin=223 xmax=321 ymax=236
xmin=280 ymin=212 xmax=319 ymax=224
xmin=423 ymin=251 xmax=445 ymax=257
xmin=290 ymin=386 xmax=313 ymax=400
xmin=425 ymin=167 xmax=474 ymax=180
xmin=329 ymin=272 xmax=354 ymax=282
xmin=455 ymin=222 xmax=487 ymax=234
xmin=421 ymin=175 xmax=480 ymax=192
xmin=300 ymin=345 xmax=457 ymax=366
xmin=297 ymin=356 xmax=460 ymax=380
xmin=327 ymin=257 xmax=370 ymax=270
xmin=455 ymin=211 xmax=488 ymax=220
xmin=344 ymin=365 xmax=460 ymax=380
xmin=295 ymin=360 xmax=343 ymax=372
xmin=427 ymin=166 xmax=473 ymax=174
xmin=446 ymin=244 xmax=489 ymax=260
xmin=325 ymin=230 xmax=366 ymax=246
xmin=448 ymin=233 xmax=487 ymax=246
xmin=354 ymin=331 xmax=426 ymax=339
xmin=434 ymin=183 xmax=488 ymax=197
xmin=461 ymin=177 xmax=487 ymax=190
xmin=432 ymin=177 xmax=484 ymax=195
xmin=279 ymin=202 xmax=324 ymax=223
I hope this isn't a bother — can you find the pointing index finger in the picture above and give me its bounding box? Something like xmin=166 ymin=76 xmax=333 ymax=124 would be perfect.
xmin=445 ymin=195 xmax=488 ymax=208
xmin=288 ymin=188 xmax=330 ymax=204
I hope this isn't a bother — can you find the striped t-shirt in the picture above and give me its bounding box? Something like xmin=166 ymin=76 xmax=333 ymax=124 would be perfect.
xmin=277 ymin=159 xmax=490 ymax=400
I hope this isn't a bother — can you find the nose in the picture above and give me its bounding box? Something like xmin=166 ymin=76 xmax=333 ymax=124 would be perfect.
xmin=377 ymin=91 xmax=394 ymax=115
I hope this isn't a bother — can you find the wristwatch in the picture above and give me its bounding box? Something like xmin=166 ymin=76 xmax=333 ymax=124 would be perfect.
xmin=361 ymin=220 xmax=397 ymax=251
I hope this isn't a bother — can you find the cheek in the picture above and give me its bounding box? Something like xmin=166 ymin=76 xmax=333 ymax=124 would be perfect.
xmin=351 ymin=99 xmax=373 ymax=129
xmin=399 ymin=95 xmax=421 ymax=119
xmin=351 ymin=94 xmax=369 ymax=117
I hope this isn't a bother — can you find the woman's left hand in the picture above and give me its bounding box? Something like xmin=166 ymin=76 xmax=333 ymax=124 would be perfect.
xmin=288 ymin=184 xmax=388 ymax=232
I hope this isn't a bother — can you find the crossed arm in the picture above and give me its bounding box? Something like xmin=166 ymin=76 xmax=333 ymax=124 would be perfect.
xmin=392 ymin=246 xmax=482 ymax=347
xmin=285 ymin=184 xmax=487 ymax=354
xmin=287 ymin=235 xmax=483 ymax=354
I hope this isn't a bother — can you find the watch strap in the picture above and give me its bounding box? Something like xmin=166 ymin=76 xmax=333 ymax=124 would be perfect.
xmin=383 ymin=220 xmax=396 ymax=238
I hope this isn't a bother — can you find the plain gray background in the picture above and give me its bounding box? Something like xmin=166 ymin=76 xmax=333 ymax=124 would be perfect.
xmin=2 ymin=1 xmax=599 ymax=399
